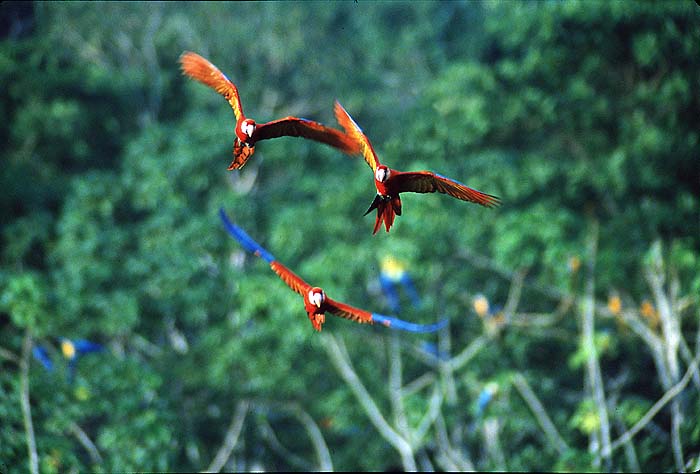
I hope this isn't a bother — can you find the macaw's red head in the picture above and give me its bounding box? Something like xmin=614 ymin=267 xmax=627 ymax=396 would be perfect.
xmin=236 ymin=118 xmax=256 ymax=143
xmin=375 ymin=165 xmax=391 ymax=184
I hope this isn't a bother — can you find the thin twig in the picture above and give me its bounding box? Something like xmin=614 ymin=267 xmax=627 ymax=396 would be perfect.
xmin=412 ymin=385 xmax=443 ymax=447
xmin=288 ymin=404 xmax=334 ymax=471
xmin=388 ymin=334 xmax=411 ymax=442
xmin=257 ymin=416 xmax=314 ymax=471
xmin=20 ymin=331 xmax=39 ymax=474
xmin=502 ymin=268 xmax=526 ymax=323
xmin=447 ymin=335 xmax=490 ymax=372
xmin=204 ymin=400 xmax=250 ymax=473
xmin=68 ymin=422 xmax=104 ymax=466
xmin=401 ymin=373 xmax=436 ymax=398
xmin=678 ymin=335 xmax=700 ymax=393
xmin=0 ymin=345 xmax=20 ymax=365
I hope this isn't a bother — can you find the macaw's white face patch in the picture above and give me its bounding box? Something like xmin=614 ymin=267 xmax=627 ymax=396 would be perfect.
xmin=308 ymin=288 xmax=325 ymax=307
xmin=241 ymin=119 xmax=256 ymax=138
xmin=376 ymin=166 xmax=390 ymax=183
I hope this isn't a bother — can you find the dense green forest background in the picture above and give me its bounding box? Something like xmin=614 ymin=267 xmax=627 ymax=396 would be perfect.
xmin=1 ymin=1 xmax=699 ymax=472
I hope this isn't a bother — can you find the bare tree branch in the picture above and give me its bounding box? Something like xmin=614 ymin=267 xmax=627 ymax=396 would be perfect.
xmin=606 ymin=350 xmax=700 ymax=456
xmin=434 ymin=412 xmax=474 ymax=471
xmin=483 ymin=418 xmax=507 ymax=471
xmin=512 ymin=373 xmax=569 ymax=454
xmin=204 ymin=400 xmax=249 ymax=473
xmin=645 ymin=247 xmax=685 ymax=472
xmin=581 ymin=218 xmax=611 ymax=467
xmin=320 ymin=333 xmax=417 ymax=471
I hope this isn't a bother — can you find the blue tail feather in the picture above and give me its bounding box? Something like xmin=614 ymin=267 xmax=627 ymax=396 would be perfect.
xmin=371 ymin=314 xmax=448 ymax=333
xmin=219 ymin=208 xmax=276 ymax=263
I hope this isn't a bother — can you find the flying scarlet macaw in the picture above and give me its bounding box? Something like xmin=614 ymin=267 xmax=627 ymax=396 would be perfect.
xmin=333 ymin=101 xmax=501 ymax=234
xmin=219 ymin=208 xmax=447 ymax=333
xmin=180 ymin=51 xmax=360 ymax=170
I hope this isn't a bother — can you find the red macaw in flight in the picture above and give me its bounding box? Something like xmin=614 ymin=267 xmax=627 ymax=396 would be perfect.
xmin=219 ymin=208 xmax=447 ymax=333
xmin=180 ymin=52 xmax=360 ymax=170
xmin=333 ymin=101 xmax=501 ymax=234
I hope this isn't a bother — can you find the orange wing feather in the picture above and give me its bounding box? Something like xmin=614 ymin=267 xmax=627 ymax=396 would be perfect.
xmin=333 ymin=101 xmax=380 ymax=172
xmin=393 ymin=171 xmax=501 ymax=208
xmin=269 ymin=261 xmax=312 ymax=297
xmin=255 ymin=117 xmax=361 ymax=155
xmin=180 ymin=51 xmax=244 ymax=122
xmin=324 ymin=297 xmax=374 ymax=325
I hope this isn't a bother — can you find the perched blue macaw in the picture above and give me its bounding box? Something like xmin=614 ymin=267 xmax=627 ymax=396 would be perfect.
xmin=476 ymin=382 xmax=499 ymax=418
xmin=379 ymin=255 xmax=421 ymax=313
xmin=220 ymin=208 xmax=447 ymax=333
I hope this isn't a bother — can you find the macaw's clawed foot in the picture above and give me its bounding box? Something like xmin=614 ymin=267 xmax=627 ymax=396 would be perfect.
xmin=229 ymin=142 xmax=255 ymax=170
xmin=309 ymin=313 xmax=325 ymax=332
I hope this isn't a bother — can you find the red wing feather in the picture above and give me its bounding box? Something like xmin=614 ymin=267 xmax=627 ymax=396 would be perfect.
xmin=270 ymin=261 xmax=312 ymax=297
xmin=324 ymin=297 xmax=374 ymax=325
xmin=254 ymin=117 xmax=361 ymax=155
xmin=180 ymin=51 xmax=244 ymax=122
xmin=333 ymin=101 xmax=380 ymax=172
xmin=393 ymin=171 xmax=501 ymax=208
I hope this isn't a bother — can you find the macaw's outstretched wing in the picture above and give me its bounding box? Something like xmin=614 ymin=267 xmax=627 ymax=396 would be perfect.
xmin=73 ymin=340 xmax=104 ymax=355
xmin=333 ymin=100 xmax=381 ymax=172
xmin=323 ymin=297 xmax=374 ymax=325
xmin=325 ymin=297 xmax=448 ymax=333
xmin=254 ymin=117 xmax=361 ymax=155
xmin=219 ymin=208 xmax=311 ymax=296
xmin=392 ymin=171 xmax=501 ymax=208
xmin=219 ymin=208 xmax=275 ymax=263
xmin=180 ymin=51 xmax=244 ymax=122
xmin=32 ymin=346 xmax=54 ymax=371
xmin=269 ymin=261 xmax=313 ymax=298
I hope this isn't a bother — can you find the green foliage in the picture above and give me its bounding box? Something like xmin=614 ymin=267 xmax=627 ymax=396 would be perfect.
xmin=1 ymin=1 xmax=698 ymax=472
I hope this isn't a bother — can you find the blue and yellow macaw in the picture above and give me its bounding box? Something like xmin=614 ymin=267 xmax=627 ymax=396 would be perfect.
xmin=32 ymin=338 xmax=104 ymax=381
xmin=60 ymin=338 xmax=104 ymax=382
xmin=220 ymin=208 xmax=447 ymax=333
xmin=379 ymin=255 xmax=421 ymax=313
